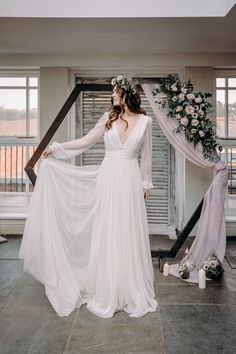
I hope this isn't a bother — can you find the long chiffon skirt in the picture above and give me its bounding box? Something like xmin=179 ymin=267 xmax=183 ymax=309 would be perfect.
xmin=19 ymin=153 xmax=158 ymax=318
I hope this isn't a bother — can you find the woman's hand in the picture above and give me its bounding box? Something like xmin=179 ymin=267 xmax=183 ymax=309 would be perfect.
xmin=42 ymin=148 xmax=52 ymax=158
xmin=144 ymin=188 xmax=150 ymax=201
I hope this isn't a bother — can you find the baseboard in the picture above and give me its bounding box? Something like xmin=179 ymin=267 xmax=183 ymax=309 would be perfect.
xmin=0 ymin=219 xmax=25 ymax=234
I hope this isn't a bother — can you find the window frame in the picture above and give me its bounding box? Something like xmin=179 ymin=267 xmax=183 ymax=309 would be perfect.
xmin=0 ymin=70 xmax=40 ymax=216
xmin=0 ymin=70 xmax=40 ymax=144
xmin=214 ymin=69 xmax=236 ymax=221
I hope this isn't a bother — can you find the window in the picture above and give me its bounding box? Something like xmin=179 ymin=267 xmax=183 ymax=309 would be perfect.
xmin=216 ymin=73 xmax=236 ymax=220
xmin=0 ymin=76 xmax=39 ymax=138
xmin=216 ymin=77 xmax=236 ymax=138
xmin=0 ymin=72 xmax=39 ymax=214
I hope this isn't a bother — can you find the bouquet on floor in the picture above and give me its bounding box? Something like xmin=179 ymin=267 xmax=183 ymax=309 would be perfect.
xmin=152 ymin=73 xmax=222 ymax=161
xmin=178 ymin=261 xmax=195 ymax=280
xmin=178 ymin=247 xmax=196 ymax=280
xmin=202 ymin=250 xmax=224 ymax=281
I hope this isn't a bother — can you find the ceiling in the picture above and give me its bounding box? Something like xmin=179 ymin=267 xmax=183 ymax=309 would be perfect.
xmin=0 ymin=5 xmax=236 ymax=56
xmin=0 ymin=0 xmax=235 ymax=17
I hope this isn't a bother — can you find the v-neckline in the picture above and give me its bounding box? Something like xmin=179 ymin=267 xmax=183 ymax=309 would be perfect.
xmin=114 ymin=114 xmax=143 ymax=147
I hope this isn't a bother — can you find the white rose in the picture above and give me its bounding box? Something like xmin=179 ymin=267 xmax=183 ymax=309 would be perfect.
xmin=181 ymin=87 xmax=188 ymax=94
xmin=198 ymin=109 xmax=204 ymax=116
xmin=171 ymin=84 xmax=178 ymax=92
xmin=172 ymin=96 xmax=178 ymax=102
xmin=180 ymin=117 xmax=189 ymax=126
xmin=178 ymin=93 xmax=185 ymax=101
xmin=199 ymin=130 xmax=205 ymax=137
xmin=210 ymin=260 xmax=218 ymax=268
xmin=192 ymin=113 xmax=198 ymax=119
xmin=191 ymin=119 xmax=199 ymax=126
xmin=186 ymin=93 xmax=195 ymax=100
xmin=191 ymin=128 xmax=197 ymax=134
xmin=117 ymin=75 xmax=123 ymax=81
xmin=195 ymin=96 xmax=202 ymax=103
xmin=185 ymin=105 xmax=195 ymax=115
xmin=179 ymin=263 xmax=187 ymax=271
xmin=176 ymin=105 xmax=183 ymax=112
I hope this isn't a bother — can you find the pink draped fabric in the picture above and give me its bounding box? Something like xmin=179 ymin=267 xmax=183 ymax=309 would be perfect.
xmin=141 ymin=83 xmax=228 ymax=283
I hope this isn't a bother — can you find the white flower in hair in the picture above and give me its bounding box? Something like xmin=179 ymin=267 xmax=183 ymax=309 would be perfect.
xmin=111 ymin=74 xmax=137 ymax=95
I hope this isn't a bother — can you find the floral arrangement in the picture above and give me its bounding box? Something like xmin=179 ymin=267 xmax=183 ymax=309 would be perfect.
xmin=178 ymin=247 xmax=196 ymax=279
xmin=178 ymin=260 xmax=195 ymax=279
xmin=152 ymin=74 xmax=222 ymax=161
xmin=202 ymin=250 xmax=224 ymax=281
xmin=111 ymin=74 xmax=137 ymax=95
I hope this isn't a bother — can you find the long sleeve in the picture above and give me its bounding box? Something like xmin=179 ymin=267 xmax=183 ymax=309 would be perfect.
xmin=140 ymin=116 xmax=154 ymax=190
xmin=48 ymin=112 xmax=109 ymax=160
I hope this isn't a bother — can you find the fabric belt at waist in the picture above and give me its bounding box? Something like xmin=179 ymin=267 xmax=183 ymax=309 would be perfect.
xmin=105 ymin=150 xmax=138 ymax=160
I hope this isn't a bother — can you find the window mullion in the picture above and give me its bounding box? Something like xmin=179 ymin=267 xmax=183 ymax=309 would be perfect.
xmin=225 ymin=78 xmax=229 ymax=137
xmin=26 ymin=77 xmax=30 ymax=137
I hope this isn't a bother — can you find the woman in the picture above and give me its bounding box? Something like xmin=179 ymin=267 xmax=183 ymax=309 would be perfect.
xmin=19 ymin=75 xmax=158 ymax=318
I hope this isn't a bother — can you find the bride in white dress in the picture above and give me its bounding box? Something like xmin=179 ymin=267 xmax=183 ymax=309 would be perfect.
xmin=19 ymin=75 xmax=158 ymax=318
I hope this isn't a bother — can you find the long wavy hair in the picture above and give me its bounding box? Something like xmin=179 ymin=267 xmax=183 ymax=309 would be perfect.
xmin=105 ymin=84 xmax=146 ymax=131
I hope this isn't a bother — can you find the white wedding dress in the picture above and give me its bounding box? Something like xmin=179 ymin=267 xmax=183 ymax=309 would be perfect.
xmin=19 ymin=111 xmax=158 ymax=318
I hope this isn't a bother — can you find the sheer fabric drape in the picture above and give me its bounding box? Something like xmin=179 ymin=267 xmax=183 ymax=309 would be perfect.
xmin=142 ymin=83 xmax=228 ymax=283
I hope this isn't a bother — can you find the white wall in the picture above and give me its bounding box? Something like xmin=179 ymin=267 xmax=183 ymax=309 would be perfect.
xmin=0 ymin=219 xmax=25 ymax=235
xmin=40 ymin=67 xmax=70 ymax=142
xmin=0 ymin=53 xmax=236 ymax=68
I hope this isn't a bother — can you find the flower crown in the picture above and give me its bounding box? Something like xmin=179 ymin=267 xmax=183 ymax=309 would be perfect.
xmin=111 ymin=74 xmax=137 ymax=95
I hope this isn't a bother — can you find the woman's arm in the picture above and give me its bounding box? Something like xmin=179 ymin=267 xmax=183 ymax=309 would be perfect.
xmin=46 ymin=112 xmax=109 ymax=159
xmin=140 ymin=116 xmax=154 ymax=191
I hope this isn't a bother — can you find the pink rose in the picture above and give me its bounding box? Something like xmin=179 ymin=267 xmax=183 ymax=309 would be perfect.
xmin=199 ymin=130 xmax=205 ymax=137
xmin=175 ymin=114 xmax=181 ymax=120
xmin=191 ymin=119 xmax=199 ymax=126
xmin=185 ymin=105 xmax=195 ymax=115
xmin=180 ymin=117 xmax=189 ymax=126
